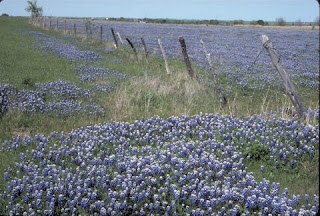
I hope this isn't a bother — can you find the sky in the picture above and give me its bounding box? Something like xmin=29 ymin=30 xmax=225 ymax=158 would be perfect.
xmin=0 ymin=0 xmax=319 ymax=22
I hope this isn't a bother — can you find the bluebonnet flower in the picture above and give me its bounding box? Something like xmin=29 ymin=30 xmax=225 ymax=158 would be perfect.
xmin=1 ymin=113 xmax=319 ymax=215
xmin=81 ymin=198 xmax=89 ymax=209
xmin=304 ymin=194 xmax=309 ymax=203
xmin=35 ymin=199 xmax=42 ymax=208
xmin=100 ymin=207 xmax=107 ymax=216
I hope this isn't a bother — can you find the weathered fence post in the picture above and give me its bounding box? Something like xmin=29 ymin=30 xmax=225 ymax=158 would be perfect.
xmin=200 ymin=39 xmax=227 ymax=108
xmin=260 ymin=35 xmax=304 ymax=117
xmin=64 ymin=20 xmax=66 ymax=34
xmin=49 ymin=18 xmax=52 ymax=29
xmin=179 ymin=36 xmax=194 ymax=78
xmin=126 ymin=38 xmax=138 ymax=59
xmin=85 ymin=24 xmax=88 ymax=40
xmin=74 ymin=23 xmax=76 ymax=37
xmin=32 ymin=17 xmax=38 ymax=26
xmin=100 ymin=26 xmax=103 ymax=43
xmin=42 ymin=17 xmax=45 ymax=29
xmin=110 ymin=28 xmax=118 ymax=48
xmin=141 ymin=37 xmax=149 ymax=64
xmin=158 ymin=38 xmax=171 ymax=74
xmin=56 ymin=19 xmax=58 ymax=31
xmin=35 ymin=17 xmax=39 ymax=26
xmin=117 ymin=32 xmax=124 ymax=44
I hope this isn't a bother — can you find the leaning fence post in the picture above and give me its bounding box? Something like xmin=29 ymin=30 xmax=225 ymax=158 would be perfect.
xmin=158 ymin=39 xmax=171 ymax=74
xmin=179 ymin=36 xmax=194 ymax=78
xmin=111 ymin=28 xmax=118 ymax=48
xmin=200 ymin=39 xmax=227 ymax=108
xmin=117 ymin=32 xmax=124 ymax=44
xmin=126 ymin=38 xmax=138 ymax=59
xmin=73 ymin=23 xmax=76 ymax=37
xmin=260 ymin=35 xmax=304 ymax=117
xmin=141 ymin=37 xmax=149 ymax=64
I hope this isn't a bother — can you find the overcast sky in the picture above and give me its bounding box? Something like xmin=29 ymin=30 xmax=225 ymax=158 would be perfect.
xmin=0 ymin=0 xmax=318 ymax=22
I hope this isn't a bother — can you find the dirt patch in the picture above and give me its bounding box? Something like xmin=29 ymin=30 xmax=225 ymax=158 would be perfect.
xmin=12 ymin=129 xmax=30 ymax=138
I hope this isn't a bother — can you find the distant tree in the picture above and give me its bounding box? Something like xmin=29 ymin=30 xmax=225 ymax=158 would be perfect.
xmin=275 ymin=17 xmax=286 ymax=26
xmin=295 ymin=19 xmax=303 ymax=26
xmin=249 ymin=20 xmax=257 ymax=25
xmin=25 ymin=0 xmax=43 ymax=18
xmin=142 ymin=17 xmax=149 ymax=23
xmin=209 ymin=19 xmax=219 ymax=25
xmin=233 ymin=19 xmax=244 ymax=25
xmin=257 ymin=20 xmax=265 ymax=26
xmin=160 ymin=19 xmax=167 ymax=24
xmin=1 ymin=13 xmax=9 ymax=16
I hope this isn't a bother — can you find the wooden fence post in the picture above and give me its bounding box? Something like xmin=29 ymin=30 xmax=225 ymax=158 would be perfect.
xmin=179 ymin=36 xmax=194 ymax=78
xmin=100 ymin=26 xmax=103 ymax=43
xmin=200 ymin=39 xmax=227 ymax=108
xmin=42 ymin=17 xmax=45 ymax=29
xmin=141 ymin=37 xmax=149 ymax=64
xmin=117 ymin=32 xmax=124 ymax=44
xmin=49 ymin=18 xmax=52 ymax=29
xmin=158 ymin=38 xmax=171 ymax=74
xmin=35 ymin=17 xmax=39 ymax=26
xmin=111 ymin=28 xmax=118 ymax=48
xmin=56 ymin=19 xmax=58 ymax=31
xmin=64 ymin=20 xmax=66 ymax=34
xmin=74 ymin=23 xmax=76 ymax=37
xmin=32 ymin=17 xmax=38 ymax=26
xmin=126 ymin=38 xmax=138 ymax=59
xmin=85 ymin=24 xmax=88 ymax=40
xmin=260 ymin=35 xmax=304 ymax=117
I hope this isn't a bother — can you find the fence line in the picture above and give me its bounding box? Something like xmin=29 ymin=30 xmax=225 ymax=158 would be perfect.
xmin=32 ymin=20 xmax=309 ymax=115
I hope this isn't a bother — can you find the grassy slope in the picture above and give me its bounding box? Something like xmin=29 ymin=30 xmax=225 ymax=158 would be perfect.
xmin=0 ymin=17 xmax=319 ymax=213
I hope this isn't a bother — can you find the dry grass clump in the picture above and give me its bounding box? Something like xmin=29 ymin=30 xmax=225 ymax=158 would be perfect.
xmin=105 ymin=71 xmax=211 ymax=122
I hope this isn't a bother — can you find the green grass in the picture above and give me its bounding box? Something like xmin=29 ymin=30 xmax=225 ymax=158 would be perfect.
xmin=0 ymin=18 xmax=77 ymax=89
xmin=245 ymin=151 xmax=319 ymax=197
xmin=0 ymin=16 xmax=319 ymax=214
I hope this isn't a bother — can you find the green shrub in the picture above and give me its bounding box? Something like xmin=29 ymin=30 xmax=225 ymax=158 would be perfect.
xmin=276 ymin=17 xmax=286 ymax=26
xmin=245 ymin=143 xmax=270 ymax=161
xmin=257 ymin=20 xmax=265 ymax=26
xmin=209 ymin=19 xmax=219 ymax=25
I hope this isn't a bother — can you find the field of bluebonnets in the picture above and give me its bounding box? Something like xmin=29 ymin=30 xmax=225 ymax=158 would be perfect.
xmin=0 ymin=17 xmax=319 ymax=215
